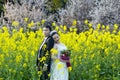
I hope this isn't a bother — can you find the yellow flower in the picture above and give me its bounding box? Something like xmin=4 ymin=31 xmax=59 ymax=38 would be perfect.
xmin=114 ymin=24 xmax=118 ymax=30
xmin=55 ymin=26 xmax=59 ymax=31
xmin=112 ymin=30 xmax=116 ymax=34
xmin=30 ymin=21 xmax=34 ymax=26
xmin=105 ymin=48 xmax=109 ymax=56
xmin=45 ymin=51 xmax=49 ymax=56
xmin=60 ymin=25 xmax=63 ymax=28
xmin=28 ymin=21 xmax=34 ymax=28
xmin=72 ymin=20 xmax=77 ymax=26
xmin=88 ymin=23 xmax=92 ymax=28
xmin=38 ymin=71 xmax=42 ymax=75
xmin=96 ymin=23 xmax=101 ymax=30
xmin=55 ymin=59 xmax=60 ymax=63
xmin=37 ymin=22 xmax=41 ymax=26
xmin=102 ymin=25 xmax=105 ymax=29
xmin=24 ymin=17 xmax=28 ymax=22
xmin=12 ymin=21 xmax=19 ymax=27
xmin=0 ymin=54 xmax=4 ymax=62
xmin=90 ymin=53 xmax=95 ymax=59
xmin=43 ymin=44 xmax=46 ymax=50
xmin=2 ymin=25 xmax=7 ymax=28
xmin=19 ymin=28 xmax=23 ymax=33
xmin=68 ymin=66 xmax=72 ymax=72
xmin=23 ymin=63 xmax=27 ymax=68
xmin=57 ymin=63 xmax=63 ymax=70
xmin=74 ymin=28 xmax=77 ymax=32
xmin=69 ymin=28 xmax=73 ymax=32
xmin=63 ymin=25 xmax=67 ymax=31
xmin=95 ymin=64 xmax=100 ymax=71
xmin=31 ymin=51 xmax=35 ymax=56
xmin=16 ymin=55 xmax=22 ymax=63
xmin=106 ymin=25 xmax=110 ymax=30
xmin=51 ymin=48 xmax=58 ymax=55
xmin=83 ymin=53 xmax=87 ymax=59
xmin=52 ymin=22 xmax=56 ymax=26
xmin=61 ymin=72 xmax=64 ymax=74
xmin=84 ymin=19 xmax=89 ymax=25
xmin=41 ymin=19 xmax=45 ymax=24
xmin=48 ymin=73 xmax=50 ymax=77
xmin=118 ymin=44 xmax=120 ymax=49
xmin=40 ymin=56 xmax=46 ymax=62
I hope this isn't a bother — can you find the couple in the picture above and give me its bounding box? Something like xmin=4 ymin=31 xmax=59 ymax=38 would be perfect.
xmin=36 ymin=22 xmax=69 ymax=80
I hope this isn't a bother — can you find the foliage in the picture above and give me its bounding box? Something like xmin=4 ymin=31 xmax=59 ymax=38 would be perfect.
xmin=0 ymin=19 xmax=120 ymax=79
xmin=47 ymin=0 xmax=68 ymax=13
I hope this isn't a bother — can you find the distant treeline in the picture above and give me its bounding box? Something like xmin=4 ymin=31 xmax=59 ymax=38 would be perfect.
xmin=0 ymin=0 xmax=5 ymax=16
xmin=0 ymin=0 xmax=68 ymax=16
xmin=0 ymin=0 xmax=25 ymax=16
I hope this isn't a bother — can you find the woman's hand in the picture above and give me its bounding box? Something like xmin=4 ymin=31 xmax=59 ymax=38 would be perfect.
xmin=51 ymin=54 xmax=57 ymax=60
xmin=60 ymin=55 xmax=70 ymax=62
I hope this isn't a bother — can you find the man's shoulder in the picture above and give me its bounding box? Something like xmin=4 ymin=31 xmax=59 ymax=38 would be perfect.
xmin=47 ymin=36 xmax=53 ymax=41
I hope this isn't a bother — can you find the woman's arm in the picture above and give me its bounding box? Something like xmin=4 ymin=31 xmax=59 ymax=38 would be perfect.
xmin=60 ymin=57 xmax=70 ymax=62
xmin=60 ymin=59 xmax=70 ymax=62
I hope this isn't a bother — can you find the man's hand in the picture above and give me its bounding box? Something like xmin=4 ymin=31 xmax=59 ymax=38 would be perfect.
xmin=36 ymin=66 xmax=40 ymax=71
xmin=43 ymin=64 xmax=48 ymax=71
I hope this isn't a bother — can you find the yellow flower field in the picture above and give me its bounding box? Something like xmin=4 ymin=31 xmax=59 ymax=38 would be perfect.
xmin=0 ymin=20 xmax=120 ymax=80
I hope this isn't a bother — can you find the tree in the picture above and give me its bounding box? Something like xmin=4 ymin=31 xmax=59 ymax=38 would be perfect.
xmin=0 ymin=0 xmax=6 ymax=16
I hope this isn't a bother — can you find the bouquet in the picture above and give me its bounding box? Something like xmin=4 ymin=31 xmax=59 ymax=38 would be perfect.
xmin=60 ymin=50 xmax=71 ymax=67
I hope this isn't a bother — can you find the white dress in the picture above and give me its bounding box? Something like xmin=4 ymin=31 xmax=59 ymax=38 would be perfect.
xmin=50 ymin=43 xmax=69 ymax=80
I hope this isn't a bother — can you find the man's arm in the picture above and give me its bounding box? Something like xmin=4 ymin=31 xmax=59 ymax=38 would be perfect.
xmin=46 ymin=36 xmax=54 ymax=51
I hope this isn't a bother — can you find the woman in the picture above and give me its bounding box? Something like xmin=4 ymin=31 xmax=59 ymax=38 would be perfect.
xmin=50 ymin=30 xmax=69 ymax=80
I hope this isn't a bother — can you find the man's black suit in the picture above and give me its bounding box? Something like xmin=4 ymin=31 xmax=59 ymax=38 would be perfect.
xmin=36 ymin=36 xmax=54 ymax=80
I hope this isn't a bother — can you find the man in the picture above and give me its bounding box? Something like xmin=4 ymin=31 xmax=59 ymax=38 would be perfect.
xmin=36 ymin=22 xmax=54 ymax=80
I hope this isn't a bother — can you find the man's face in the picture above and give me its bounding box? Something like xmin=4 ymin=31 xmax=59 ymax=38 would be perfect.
xmin=43 ymin=27 xmax=50 ymax=37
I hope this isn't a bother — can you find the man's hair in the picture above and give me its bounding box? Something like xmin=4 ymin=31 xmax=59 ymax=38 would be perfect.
xmin=43 ymin=21 xmax=52 ymax=31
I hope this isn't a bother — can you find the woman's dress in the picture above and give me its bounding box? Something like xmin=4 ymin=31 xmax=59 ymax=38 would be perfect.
xmin=50 ymin=43 xmax=68 ymax=80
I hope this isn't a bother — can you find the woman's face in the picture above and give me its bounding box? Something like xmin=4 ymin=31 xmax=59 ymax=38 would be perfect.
xmin=52 ymin=34 xmax=60 ymax=43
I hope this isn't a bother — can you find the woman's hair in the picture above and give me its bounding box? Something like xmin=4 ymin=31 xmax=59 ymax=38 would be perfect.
xmin=50 ymin=30 xmax=58 ymax=37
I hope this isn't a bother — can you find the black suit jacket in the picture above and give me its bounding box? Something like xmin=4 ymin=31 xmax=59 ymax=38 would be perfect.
xmin=36 ymin=36 xmax=54 ymax=72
